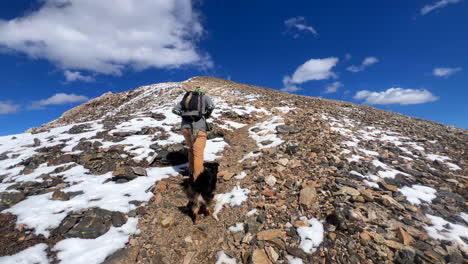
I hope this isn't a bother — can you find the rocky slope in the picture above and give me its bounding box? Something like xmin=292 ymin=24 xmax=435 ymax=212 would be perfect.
xmin=0 ymin=76 xmax=467 ymax=264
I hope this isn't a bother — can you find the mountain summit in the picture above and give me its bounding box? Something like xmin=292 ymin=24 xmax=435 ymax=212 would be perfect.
xmin=1 ymin=77 xmax=466 ymax=264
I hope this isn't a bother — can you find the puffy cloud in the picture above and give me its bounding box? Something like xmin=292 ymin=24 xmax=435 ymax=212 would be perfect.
xmin=291 ymin=58 xmax=339 ymax=83
xmin=347 ymin=56 xmax=379 ymax=73
xmin=354 ymin=88 xmax=438 ymax=105
xmin=324 ymin=82 xmax=343 ymax=94
xmin=363 ymin=57 xmax=378 ymax=66
xmin=64 ymin=70 xmax=95 ymax=82
xmin=284 ymin=16 xmax=318 ymax=38
xmin=433 ymin=67 xmax=461 ymax=77
xmin=0 ymin=0 xmax=211 ymax=75
xmin=420 ymin=0 xmax=461 ymax=15
xmin=281 ymin=57 xmax=339 ymax=92
xmin=0 ymin=101 xmax=20 ymax=114
xmin=32 ymin=93 xmax=89 ymax=108
xmin=281 ymin=76 xmax=301 ymax=92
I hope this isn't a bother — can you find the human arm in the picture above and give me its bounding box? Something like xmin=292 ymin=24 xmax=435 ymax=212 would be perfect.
xmin=172 ymin=102 xmax=182 ymax=116
xmin=204 ymin=96 xmax=215 ymax=118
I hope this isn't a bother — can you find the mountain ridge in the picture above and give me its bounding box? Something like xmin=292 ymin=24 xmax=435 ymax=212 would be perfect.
xmin=28 ymin=76 xmax=466 ymax=134
xmin=1 ymin=76 xmax=467 ymax=264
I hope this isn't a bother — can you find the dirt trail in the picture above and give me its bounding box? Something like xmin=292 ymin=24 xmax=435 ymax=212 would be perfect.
xmin=127 ymin=119 xmax=263 ymax=264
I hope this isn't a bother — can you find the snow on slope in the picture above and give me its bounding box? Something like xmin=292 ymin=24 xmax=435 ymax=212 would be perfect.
xmin=323 ymin=113 xmax=468 ymax=250
xmin=0 ymin=82 xmax=279 ymax=263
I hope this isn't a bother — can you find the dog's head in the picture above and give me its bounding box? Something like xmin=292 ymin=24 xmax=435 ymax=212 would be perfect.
xmin=203 ymin=162 xmax=219 ymax=175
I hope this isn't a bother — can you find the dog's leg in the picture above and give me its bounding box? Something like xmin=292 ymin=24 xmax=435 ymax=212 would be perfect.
xmin=191 ymin=193 xmax=203 ymax=224
xmin=200 ymin=193 xmax=212 ymax=216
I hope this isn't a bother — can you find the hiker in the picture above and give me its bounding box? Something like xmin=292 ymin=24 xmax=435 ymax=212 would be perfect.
xmin=172 ymin=85 xmax=215 ymax=181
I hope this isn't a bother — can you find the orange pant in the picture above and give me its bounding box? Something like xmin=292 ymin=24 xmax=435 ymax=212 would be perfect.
xmin=182 ymin=128 xmax=207 ymax=180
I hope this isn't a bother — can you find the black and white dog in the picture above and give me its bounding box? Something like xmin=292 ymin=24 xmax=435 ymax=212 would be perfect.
xmin=186 ymin=162 xmax=218 ymax=223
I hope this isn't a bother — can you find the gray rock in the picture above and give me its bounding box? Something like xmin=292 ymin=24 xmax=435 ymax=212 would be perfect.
xmin=33 ymin=138 xmax=41 ymax=147
xmin=6 ymin=181 xmax=55 ymax=196
xmin=103 ymin=247 xmax=139 ymax=264
xmin=275 ymin=125 xmax=299 ymax=134
xmin=286 ymin=246 xmax=307 ymax=259
xmin=0 ymin=152 xmax=10 ymax=161
xmin=260 ymin=140 xmax=273 ymax=146
xmin=58 ymin=208 xmax=127 ymax=239
xmin=51 ymin=189 xmax=70 ymax=201
xmin=150 ymin=143 xmax=188 ymax=166
xmin=131 ymin=167 xmax=147 ymax=176
xmin=335 ymin=179 xmax=357 ymax=188
xmin=246 ymin=220 xmax=261 ymax=234
xmin=151 ymin=113 xmax=166 ymax=121
xmin=0 ymin=192 xmax=26 ymax=208
xmin=68 ymin=124 xmax=92 ymax=134
xmin=395 ymin=247 xmax=416 ymax=264
xmin=112 ymin=131 xmax=136 ymax=137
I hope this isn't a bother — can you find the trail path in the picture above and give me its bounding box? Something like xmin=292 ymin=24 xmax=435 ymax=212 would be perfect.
xmin=127 ymin=117 xmax=269 ymax=264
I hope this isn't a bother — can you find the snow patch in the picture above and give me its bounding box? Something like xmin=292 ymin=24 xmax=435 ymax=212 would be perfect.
xmin=53 ymin=218 xmax=139 ymax=264
xmin=215 ymin=251 xmax=236 ymax=264
xmin=249 ymin=116 xmax=285 ymax=149
xmin=205 ymin=138 xmax=229 ymax=161
xmin=213 ymin=185 xmax=250 ymax=220
xmin=246 ymin=209 xmax=257 ymax=216
xmin=286 ymin=256 xmax=304 ymax=264
xmin=424 ymin=214 xmax=468 ymax=247
xmin=399 ymin=185 xmax=437 ymax=205
xmin=5 ymin=165 xmax=182 ymax=237
xmin=228 ymin=223 xmax=244 ymax=232
xmin=296 ymin=217 xmax=324 ymax=254
xmin=234 ymin=171 xmax=247 ymax=180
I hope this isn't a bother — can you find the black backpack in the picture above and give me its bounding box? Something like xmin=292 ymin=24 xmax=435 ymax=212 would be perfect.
xmin=181 ymin=91 xmax=204 ymax=122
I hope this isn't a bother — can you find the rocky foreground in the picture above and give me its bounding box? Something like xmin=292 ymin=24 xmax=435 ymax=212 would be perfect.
xmin=0 ymin=77 xmax=467 ymax=264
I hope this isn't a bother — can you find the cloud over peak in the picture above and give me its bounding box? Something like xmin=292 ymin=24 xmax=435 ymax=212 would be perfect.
xmin=290 ymin=57 xmax=339 ymax=83
xmin=284 ymin=16 xmax=318 ymax=38
xmin=32 ymin=93 xmax=89 ymax=109
xmin=433 ymin=67 xmax=462 ymax=77
xmin=354 ymin=88 xmax=438 ymax=105
xmin=420 ymin=0 xmax=461 ymax=15
xmin=0 ymin=0 xmax=211 ymax=75
xmin=347 ymin=56 xmax=379 ymax=73
xmin=282 ymin=57 xmax=339 ymax=92
xmin=0 ymin=101 xmax=20 ymax=115
xmin=64 ymin=71 xmax=95 ymax=83
xmin=324 ymin=82 xmax=343 ymax=94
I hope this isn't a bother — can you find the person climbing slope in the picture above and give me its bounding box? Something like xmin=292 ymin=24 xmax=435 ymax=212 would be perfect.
xmin=172 ymin=85 xmax=215 ymax=181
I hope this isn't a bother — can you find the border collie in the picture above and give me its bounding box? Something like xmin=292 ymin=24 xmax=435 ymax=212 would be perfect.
xmin=186 ymin=162 xmax=218 ymax=223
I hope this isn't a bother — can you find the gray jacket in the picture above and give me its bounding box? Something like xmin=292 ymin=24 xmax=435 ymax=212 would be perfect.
xmin=172 ymin=94 xmax=215 ymax=132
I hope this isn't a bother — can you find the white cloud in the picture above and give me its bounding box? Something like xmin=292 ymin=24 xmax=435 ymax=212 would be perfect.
xmin=284 ymin=16 xmax=318 ymax=38
xmin=420 ymin=0 xmax=461 ymax=15
xmin=347 ymin=56 xmax=379 ymax=72
xmin=0 ymin=101 xmax=20 ymax=114
xmin=363 ymin=57 xmax=378 ymax=66
xmin=324 ymin=82 xmax=343 ymax=94
xmin=0 ymin=0 xmax=211 ymax=75
xmin=64 ymin=70 xmax=95 ymax=82
xmin=433 ymin=67 xmax=461 ymax=77
xmin=354 ymin=88 xmax=438 ymax=105
xmin=291 ymin=58 xmax=339 ymax=83
xmin=32 ymin=93 xmax=89 ymax=108
xmin=282 ymin=57 xmax=339 ymax=92
xmin=281 ymin=76 xmax=301 ymax=92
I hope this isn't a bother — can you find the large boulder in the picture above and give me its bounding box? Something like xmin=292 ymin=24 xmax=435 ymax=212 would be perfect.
xmin=57 ymin=208 xmax=127 ymax=239
xmin=150 ymin=143 xmax=188 ymax=166
xmin=0 ymin=192 xmax=26 ymax=211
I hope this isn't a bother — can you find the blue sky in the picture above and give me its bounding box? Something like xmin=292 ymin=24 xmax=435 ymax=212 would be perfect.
xmin=0 ymin=0 xmax=467 ymax=135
